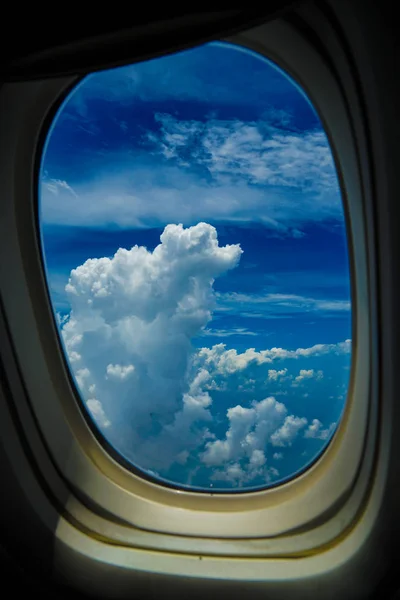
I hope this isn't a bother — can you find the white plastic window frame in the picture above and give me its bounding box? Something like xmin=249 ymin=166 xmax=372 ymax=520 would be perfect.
xmin=0 ymin=14 xmax=376 ymax=564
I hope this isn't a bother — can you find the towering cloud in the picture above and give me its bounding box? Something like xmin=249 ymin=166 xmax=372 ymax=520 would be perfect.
xmin=61 ymin=222 xmax=242 ymax=469
xmin=60 ymin=222 xmax=346 ymax=486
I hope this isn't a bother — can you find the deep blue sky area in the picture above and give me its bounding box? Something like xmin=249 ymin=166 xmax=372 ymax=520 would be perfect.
xmin=44 ymin=43 xmax=319 ymax=178
xmin=39 ymin=41 xmax=352 ymax=491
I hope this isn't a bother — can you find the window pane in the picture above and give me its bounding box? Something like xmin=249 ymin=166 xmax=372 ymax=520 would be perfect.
xmin=39 ymin=41 xmax=352 ymax=491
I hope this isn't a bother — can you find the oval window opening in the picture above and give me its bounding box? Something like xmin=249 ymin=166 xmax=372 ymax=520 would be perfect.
xmin=39 ymin=41 xmax=352 ymax=492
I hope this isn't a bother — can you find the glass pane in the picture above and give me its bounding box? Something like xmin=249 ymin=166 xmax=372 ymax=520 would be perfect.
xmin=39 ymin=41 xmax=352 ymax=491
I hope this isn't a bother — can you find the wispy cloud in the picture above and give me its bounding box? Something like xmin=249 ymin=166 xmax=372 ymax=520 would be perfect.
xmin=151 ymin=114 xmax=339 ymax=197
xmin=215 ymin=291 xmax=351 ymax=318
xmin=41 ymin=116 xmax=342 ymax=232
xmin=201 ymin=327 xmax=258 ymax=337
xmin=44 ymin=178 xmax=78 ymax=198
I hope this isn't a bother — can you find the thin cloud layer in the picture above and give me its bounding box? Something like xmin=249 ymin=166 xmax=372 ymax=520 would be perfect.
xmin=216 ymin=291 xmax=351 ymax=318
xmin=41 ymin=116 xmax=341 ymax=233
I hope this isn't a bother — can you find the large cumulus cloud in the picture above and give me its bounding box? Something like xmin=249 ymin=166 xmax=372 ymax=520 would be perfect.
xmin=60 ymin=222 xmax=347 ymax=488
xmin=62 ymin=222 xmax=241 ymax=469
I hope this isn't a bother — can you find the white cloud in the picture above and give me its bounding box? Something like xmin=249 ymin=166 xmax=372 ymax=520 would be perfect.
xmin=304 ymin=419 xmax=337 ymax=440
xmin=270 ymin=415 xmax=308 ymax=447
xmin=201 ymin=395 xmax=307 ymax=481
xmin=201 ymin=327 xmax=258 ymax=337
xmin=200 ymin=397 xmax=300 ymax=487
xmin=75 ymin=367 xmax=90 ymax=389
xmin=216 ymin=291 xmax=350 ymax=318
xmin=152 ymin=115 xmax=338 ymax=197
xmin=56 ymin=312 xmax=69 ymax=327
xmin=209 ymin=448 xmax=280 ymax=487
xmin=87 ymin=399 xmax=111 ymax=428
xmin=106 ymin=363 xmax=135 ymax=380
xmin=210 ymin=459 xmax=279 ymax=487
xmin=62 ymin=327 xmax=82 ymax=363
xmin=250 ymin=449 xmax=267 ymax=467
xmin=202 ymin=404 xmax=257 ymax=466
xmin=273 ymin=452 xmax=283 ymax=460
xmin=210 ymin=463 xmax=247 ymax=486
xmin=68 ymin=351 xmax=81 ymax=363
xmin=44 ymin=178 xmax=78 ymax=198
xmin=268 ymin=368 xmax=288 ymax=381
xmin=294 ymin=369 xmax=323 ymax=383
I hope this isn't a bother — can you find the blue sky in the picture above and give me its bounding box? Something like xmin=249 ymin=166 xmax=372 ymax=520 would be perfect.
xmin=39 ymin=41 xmax=351 ymax=490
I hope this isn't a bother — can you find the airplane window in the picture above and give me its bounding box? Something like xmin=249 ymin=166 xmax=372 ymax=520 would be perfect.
xmin=39 ymin=41 xmax=352 ymax=491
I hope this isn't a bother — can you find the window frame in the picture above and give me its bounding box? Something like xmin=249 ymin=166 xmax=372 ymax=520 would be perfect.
xmin=0 ymin=10 xmax=378 ymax=565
